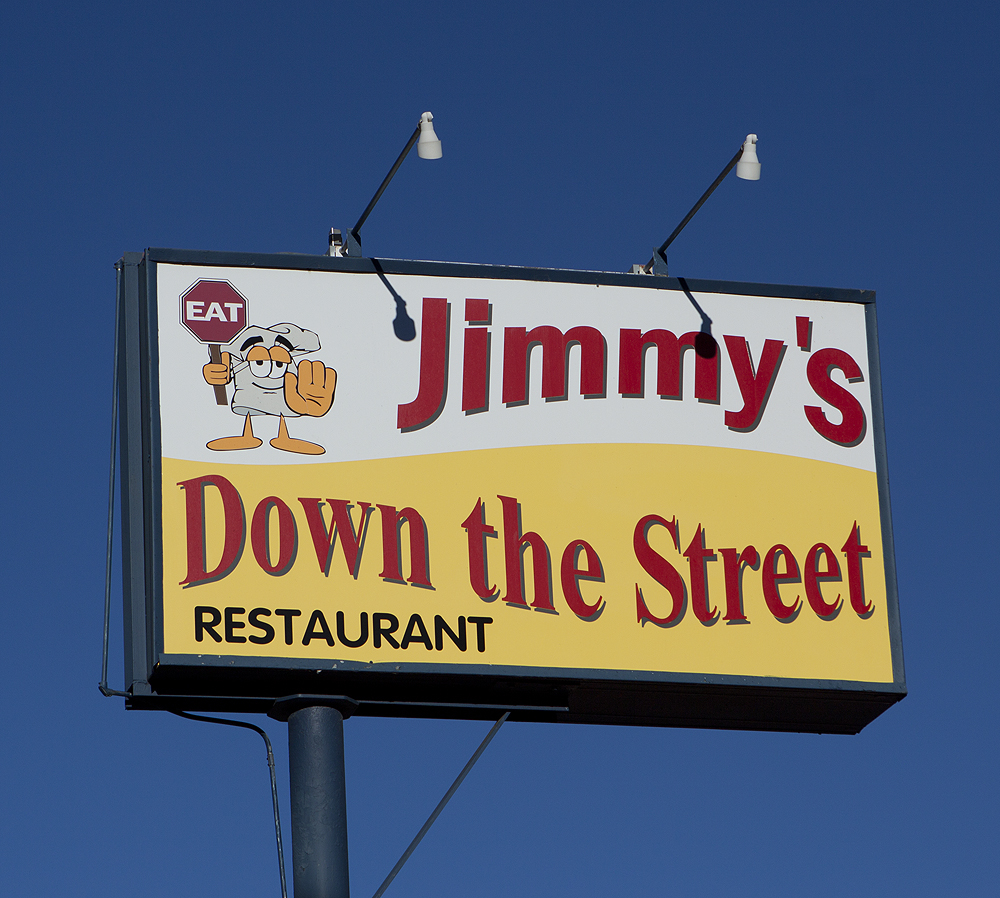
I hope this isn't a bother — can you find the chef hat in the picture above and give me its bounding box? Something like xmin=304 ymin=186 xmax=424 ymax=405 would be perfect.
xmin=223 ymin=322 xmax=321 ymax=360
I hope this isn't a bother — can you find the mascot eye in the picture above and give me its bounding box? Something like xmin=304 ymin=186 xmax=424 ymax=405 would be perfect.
xmin=250 ymin=358 xmax=273 ymax=377
xmin=271 ymin=360 xmax=287 ymax=375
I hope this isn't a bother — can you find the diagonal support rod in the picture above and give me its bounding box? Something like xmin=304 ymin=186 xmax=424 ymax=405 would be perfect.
xmin=351 ymin=122 xmax=422 ymax=248
xmin=644 ymin=144 xmax=744 ymax=273
xmin=100 ymin=262 xmax=129 ymax=699
xmin=372 ymin=712 xmax=510 ymax=898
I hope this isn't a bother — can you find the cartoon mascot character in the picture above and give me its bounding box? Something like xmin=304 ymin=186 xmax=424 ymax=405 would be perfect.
xmin=202 ymin=322 xmax=336 ymax=455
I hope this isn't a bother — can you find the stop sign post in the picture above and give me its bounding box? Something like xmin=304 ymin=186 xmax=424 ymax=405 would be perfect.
xmin=180 ymin=280 xmax=249 ymax=405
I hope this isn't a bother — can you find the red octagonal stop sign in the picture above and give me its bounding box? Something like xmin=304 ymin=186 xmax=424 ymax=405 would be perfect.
xmin=180 ymin=279 xmax=248 ymax=345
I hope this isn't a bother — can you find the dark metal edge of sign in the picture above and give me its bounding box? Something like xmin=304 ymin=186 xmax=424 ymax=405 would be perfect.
xmin=865 ymin=302 xmax=907 ymax=691
xmin=149 ymin=652 xmax=905 ymax=695
xmin=145 ymin=259 xmax=167 ymax=690
xmin=142 ymin=247 xmax=876 ymax=305
xmin=118 ymin=254 xmax=166 ymax=698
xmin=118 ymin=253 xmax=149 ymax=694
xmin=126 ymin=673 xmax=903 ymax=735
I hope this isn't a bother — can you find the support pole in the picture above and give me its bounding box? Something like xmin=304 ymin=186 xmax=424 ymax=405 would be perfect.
xmin=271 ymin=696 xmax=359 ymax=898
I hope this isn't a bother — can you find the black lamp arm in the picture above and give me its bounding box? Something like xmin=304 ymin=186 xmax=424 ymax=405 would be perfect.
xmin=351 ymin=121 xmax=423 ymax=245
xmin=644 ymin=144 xmax=745 ymax=273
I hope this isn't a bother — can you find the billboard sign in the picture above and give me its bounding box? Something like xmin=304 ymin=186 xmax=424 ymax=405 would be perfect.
xmin=117 ymin=248 xmax=905 ymax=732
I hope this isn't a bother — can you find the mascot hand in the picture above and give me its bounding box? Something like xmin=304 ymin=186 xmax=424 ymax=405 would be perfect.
xmin=203 ymin=352 xmax=232 ymax=385
xmin=285 ymin=359 xmax=337 ymax=416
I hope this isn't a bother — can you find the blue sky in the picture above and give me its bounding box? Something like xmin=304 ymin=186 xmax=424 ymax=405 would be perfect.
xmin=1 ymin=1 xmax=997 ymax=895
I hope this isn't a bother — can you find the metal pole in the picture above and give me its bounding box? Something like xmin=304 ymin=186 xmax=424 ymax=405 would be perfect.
xmin=273 ymin=696 xmax=357 ymax=898
xmin=289 ymin=706 xmax=350 ymax=898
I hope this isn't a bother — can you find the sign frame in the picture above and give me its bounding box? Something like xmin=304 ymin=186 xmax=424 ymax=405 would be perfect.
xmin=116 ymin=247 xmax=905 ymax=733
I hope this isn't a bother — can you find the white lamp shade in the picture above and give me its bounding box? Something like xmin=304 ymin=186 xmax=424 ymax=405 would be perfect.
xmin=417 ymin=111 xmax=442 ymax=159
xmin=736 ymin=133 xmax=760 ymax=180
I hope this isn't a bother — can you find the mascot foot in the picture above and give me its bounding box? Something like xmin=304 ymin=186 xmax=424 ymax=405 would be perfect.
xmin=270 ymin=415 xmax=325 ymax=455
xmin=208 ymin=435 xmax=264 ymax=450
xmin=207 ymin=415 xmax=263 ymax=451
xmin=270 ymin=435 xmax=325 ymax=455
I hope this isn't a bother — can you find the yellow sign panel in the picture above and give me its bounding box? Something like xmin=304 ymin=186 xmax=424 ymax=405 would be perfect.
xmin=163 ymin=446 xmax=890 ymax=683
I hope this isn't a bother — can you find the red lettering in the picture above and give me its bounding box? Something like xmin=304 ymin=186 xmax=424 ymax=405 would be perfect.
xmin=618 ymin=329 xmax=719 ymax=401
xmin=397 ymin=297 xmax=449 ymax=431
xmin=720 ymin=546 xmax=759 ymax=622
xmin=461 ymin=499 xmax=499 ymax=599
xmin=498 ymin=495 xmax=554 ymax=610
xmin=560 ymin=539 xmax=605 ymax=620
xmin=724 ymin=335 xmax=786 ymax=431
xmin=796 ymin=316 xmax=812 ymax=351
xmin=804 ymin=542 xmax=842 ymax=618
xmin=377 ymin=505 xmax=433 ymax=588
xmin=762 ymin=544 xmax=801 ymax=621
xmin=250 ymin=496 xmax=297 ymax=576
xmin=804 ymin=348 xmax=867 ymax=446
xmin=502 ymin=325 xmax=606 ymax=404
xmin=462 ymin=299 xmax=490 ymax=413
xmin=297 ymin=499 xmax=372 ymax=577
xmin=178 ymin=475 xmax=245 ymax=586
xmin=683 ymin=525 xmax=718 ymax=623
xmin=633 ymin=514 xmax=686 ymax=626
xmin=841 ymin=522 xmax=873 ymax=616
